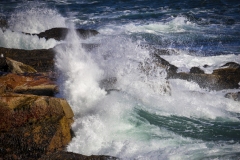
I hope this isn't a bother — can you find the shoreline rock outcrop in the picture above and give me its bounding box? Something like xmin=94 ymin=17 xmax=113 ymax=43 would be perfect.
xmin=0 ymin=93 xmax=74 ymax=159
xmin=22 ymin=27 xmax=99 ymax=41
xmin=0 ymin=57 xmax=74 ymax=159
xmin=0 ymin=32 xmax=116 ymax=159
xmin=149 ymin=53 xmax=240 ymax=90
xmin=0 ymin=26 xmax=239 ymax=159
xmin=0 ymin=73 xmax=58 ymax=96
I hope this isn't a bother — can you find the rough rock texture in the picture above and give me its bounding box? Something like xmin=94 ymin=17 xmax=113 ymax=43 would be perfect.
xmin=0 ymin=27 xmax=118 ymax=159
xmin=144 ymin=54 xmax=240 ymax=90
xmin=0 ymin=93 xmax=74 ymax=160
xmin=221 ymin=62 xmax=240 ymax=69
xmin=225 ymin=92 xmax=240 ymax=101
xmin=6 ymin=57 xmax=37 ymax=73
xmin=0 ymin=47 xmax=55 ymax=72
xmin=190 ymin=67 xmax=205 ymax=74
xmin=150 ymin=53 xmax=178 ymax=77
xmin=39 ymin=151 xmax=117 ymax=160
xmin=172 ymin=67 xmax=240 ymax=90
xmin=172 ymin=72 xmax=220 ymax=89
xmin=35 ymin=28 xmax=99 ymax=41
xmin=0 ymin=73 xmax=58 ymax=96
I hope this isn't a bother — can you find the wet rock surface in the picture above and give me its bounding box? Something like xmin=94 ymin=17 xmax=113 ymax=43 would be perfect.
xmin=171 ymin=63 xmax=240 ymax=90
xmin=1 ymin=26 xmax=240 ymax=159
xmin=0 ymin=57 xmax=74 ymax=159
xmin=39 ymin=151 xmax=117 ymax=160
xmin=34 ymin=27 xmax=99 ymax=41
xmin=0 ymin=18 xmax=8 ymax=29
xmin=0 ymin=93 xmax=74 ymax=160
xmin=190 ymin=67 xmax=205 ymax=74
xmin=142 ymin=54 xmax=240 ymax=90
xmin=0 ymin=26 xmax=122 ymax=159
xmin=225 ymin=92 xmax=240 ymax=101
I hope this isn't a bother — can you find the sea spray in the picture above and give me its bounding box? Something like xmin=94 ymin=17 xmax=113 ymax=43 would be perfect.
xmin=1 ymin=1 xmax=240 ymax=159
xmin=0 ymin=28 xmax=58 ymax=49
xmin=8 ymin=1 xmax=66 ymax=33
xmin=0 ymin=2 xmax=65 ymax=50
xmin=57 ymin=30 xmax=240 ymax=159
xmin=54 ymin=26 xmax=106 ymax=114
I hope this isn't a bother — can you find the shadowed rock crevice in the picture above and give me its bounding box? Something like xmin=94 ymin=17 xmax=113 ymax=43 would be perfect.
xmin=6 ymin=57 xmax=37 ymax=73
xmin=39 ymin=151 xmax=117 ymax=160
xmin=0 ymin=47 xmax=55 ymax=72
xmin=0 ymin=18 xmax=8 ymax=29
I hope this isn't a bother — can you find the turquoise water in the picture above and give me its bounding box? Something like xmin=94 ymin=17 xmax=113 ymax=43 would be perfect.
xmin=0 ymin=0 xmax=240 ymax=159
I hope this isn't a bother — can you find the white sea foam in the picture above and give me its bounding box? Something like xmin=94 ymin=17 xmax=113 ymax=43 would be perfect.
xmin=56 ymin=30 xmax=240 ymax=159
xmin=0 ymin=2 xmax=66 ymax=49
xmin=51 ymin=11 xmax=240 ymax=159
xmin=55 ymin=25 xmax=106 ymax=114
xmin=0 ymin=28 xmax=58 ymax=49
xmin=162 ymin=53 xmax=240 ymax=74
xmin=98 ymin=16 xmax=196 ymax=35
xmin=2 ymin=2 xmax=240 ymax=159
xmin=8 ymin=2 xmax=66 ymax=33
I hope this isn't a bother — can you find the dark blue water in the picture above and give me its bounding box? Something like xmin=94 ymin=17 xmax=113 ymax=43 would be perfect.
xmin=55 ymin=0 xmax=240 ymax=55
xmin=1 ymin=0 xmax=240 ymax=55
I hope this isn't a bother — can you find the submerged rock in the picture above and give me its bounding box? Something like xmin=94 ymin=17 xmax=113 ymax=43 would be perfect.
xmin=139 ymin=44 xmax=178 ymax=56
xmin=190 ymin=67 xmax=205 ymax=74
xmin=151 ymin=48 xmax=178 ymax=56
xmin=0 ymin=18 xmax=8 ymax=29
xmin=35 ymin=27 xmax=99 ymax=41
xmin=100 ymin=77 xmax=117 ymax=91
xmin=151 ymin=53 xmax=178 ymax=77
xmin=0 ymin=93 xmax=74 ymax=159
xmin=81 ymin=43 xmax=100 ymax=52
xmin=225 ymin=92 xmax=240 ymax=101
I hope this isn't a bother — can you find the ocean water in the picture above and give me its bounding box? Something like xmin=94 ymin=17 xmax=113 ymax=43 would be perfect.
xmin=1 ymin=0 xmax=240 ymax=159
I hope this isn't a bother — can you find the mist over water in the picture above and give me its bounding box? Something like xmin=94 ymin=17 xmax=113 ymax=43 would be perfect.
xmin=8 ymin=1 xmax=66 ymax=33
xmin=55 ymin=27 xmax=106 ymax=113
xmin=0 ymin=0 xmax=240 ymax=159
xmin=57 ymin=27 xmax=240 ymax=159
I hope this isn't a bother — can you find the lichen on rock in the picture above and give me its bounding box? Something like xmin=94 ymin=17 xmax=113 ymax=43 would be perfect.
xmin=0 ymin=93 xmax=74 ymax=159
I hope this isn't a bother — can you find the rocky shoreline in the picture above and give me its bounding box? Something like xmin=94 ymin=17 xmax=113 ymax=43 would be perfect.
xmin=0 ymin=25 xmax=116 ymax=159
xmin=0 ymin=25 xmax=239 ymax=159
